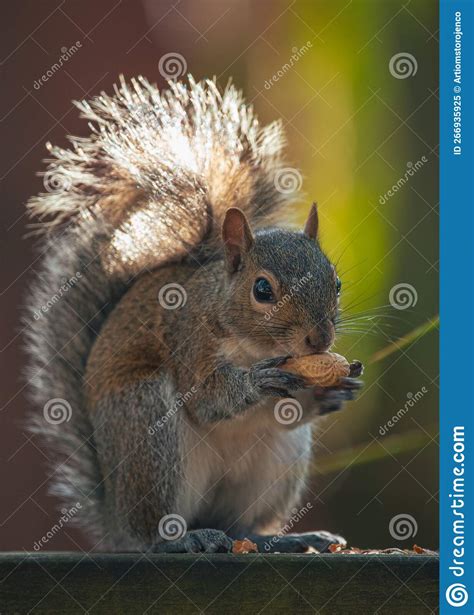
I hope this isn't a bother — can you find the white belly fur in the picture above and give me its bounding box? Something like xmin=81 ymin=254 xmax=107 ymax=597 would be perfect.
xmin=177 ymin=402 xmax=313 ymax=533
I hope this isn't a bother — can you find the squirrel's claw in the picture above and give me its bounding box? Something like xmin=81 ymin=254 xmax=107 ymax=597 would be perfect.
xmin=249 ymin=360 xmax=306 ymax=398
xmin=349 ymin=360 xmax=364 ymax=378
xmin=252 ymin=355 xmax=292 ymax=370
xmin=255 ymin=368 xmax=306 ymax=392
xmin=339 ymin=377 xmax=364 ymax=390
xmin=312 ymin=377 xmax=363 ymax=415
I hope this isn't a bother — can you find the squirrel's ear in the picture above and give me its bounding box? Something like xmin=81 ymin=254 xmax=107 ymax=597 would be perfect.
xmin=222 ymin=208 xmax=254 ymax=273
xmin=304 ymin=202 xmax=319 ymax=240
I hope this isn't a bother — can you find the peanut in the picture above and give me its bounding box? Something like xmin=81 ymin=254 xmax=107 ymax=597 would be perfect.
xmin=283 ymin=352 xmax=351 ymax=387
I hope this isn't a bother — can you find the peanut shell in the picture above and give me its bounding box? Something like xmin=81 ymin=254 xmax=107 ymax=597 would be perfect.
xmin=232 ymin=538 xmax=259 ymax=554
xmin=283 ymin=352 xmax=350 ymax=387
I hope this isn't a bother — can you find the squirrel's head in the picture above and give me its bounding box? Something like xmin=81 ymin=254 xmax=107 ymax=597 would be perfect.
xmin=221 ymin=204 xmax=340 ymax=358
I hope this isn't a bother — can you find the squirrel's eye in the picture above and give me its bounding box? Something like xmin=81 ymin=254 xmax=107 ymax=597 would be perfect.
xmin=336 ymin=276 xmax=342 ymax=296
xmin=253 ymin=277 xmax=275 ymax=302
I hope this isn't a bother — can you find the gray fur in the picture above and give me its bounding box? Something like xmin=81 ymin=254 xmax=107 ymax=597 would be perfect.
xmin=88 ymin=368 xmax=313 ymax=549
xmin=24 ymin=77 xmax=355 ymax=551
xmin=91 ymin=378 xmax=181 ymax=549
xmin=24 ymin=221 xmax=127 ymax=543
xmin=24 ymin=77 xmax=295 ymax=543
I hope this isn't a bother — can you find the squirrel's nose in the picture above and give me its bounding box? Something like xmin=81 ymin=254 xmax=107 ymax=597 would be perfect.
xmin=305 ymin=321 xmax=334 ymax=353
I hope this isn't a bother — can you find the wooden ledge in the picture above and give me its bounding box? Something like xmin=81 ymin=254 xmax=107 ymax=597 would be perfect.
xmin=0 ymin=552 xmax=439 ymax=613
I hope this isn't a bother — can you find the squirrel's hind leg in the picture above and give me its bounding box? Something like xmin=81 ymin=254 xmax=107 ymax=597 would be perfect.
xmin=91 ymin=377 xmax=235 ymax=553
xmin=91 ymin=378 xmax=186 ymax=550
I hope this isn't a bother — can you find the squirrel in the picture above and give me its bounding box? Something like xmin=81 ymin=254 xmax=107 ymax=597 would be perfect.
xmin=25 ymin=76 xmax=362 ymax=554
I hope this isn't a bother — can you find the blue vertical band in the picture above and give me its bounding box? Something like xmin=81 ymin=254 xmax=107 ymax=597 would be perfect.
xmin=440 ymin=0 xmax=473 ymax=612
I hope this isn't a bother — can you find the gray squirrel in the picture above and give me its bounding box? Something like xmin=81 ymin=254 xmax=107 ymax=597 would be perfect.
xmin=26 ymin=76 xmax=362 ymax=553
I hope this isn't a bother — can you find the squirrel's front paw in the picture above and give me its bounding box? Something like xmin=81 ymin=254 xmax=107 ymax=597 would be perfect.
xmin=249 ymin=356 xmax=306 ymax=397
xmin=313 ymin=377 xmax=363 ymax=415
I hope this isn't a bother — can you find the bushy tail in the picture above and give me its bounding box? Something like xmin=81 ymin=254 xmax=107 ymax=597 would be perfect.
xmin=25 ymin=75 xmax=295 ymax=542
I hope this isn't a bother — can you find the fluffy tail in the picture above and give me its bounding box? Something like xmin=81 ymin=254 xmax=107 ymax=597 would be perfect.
xmin=25 ymin=75 xmax=295 ymax=542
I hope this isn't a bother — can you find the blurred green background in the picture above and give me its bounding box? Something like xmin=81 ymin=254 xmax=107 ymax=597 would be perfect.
xmin=245 ymin=0 xmax=440 ymax=548
xmin=170 ymin=0 xmax=439 ymax=548
xmin=0 ymin=0 xmax=438 ymax=550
